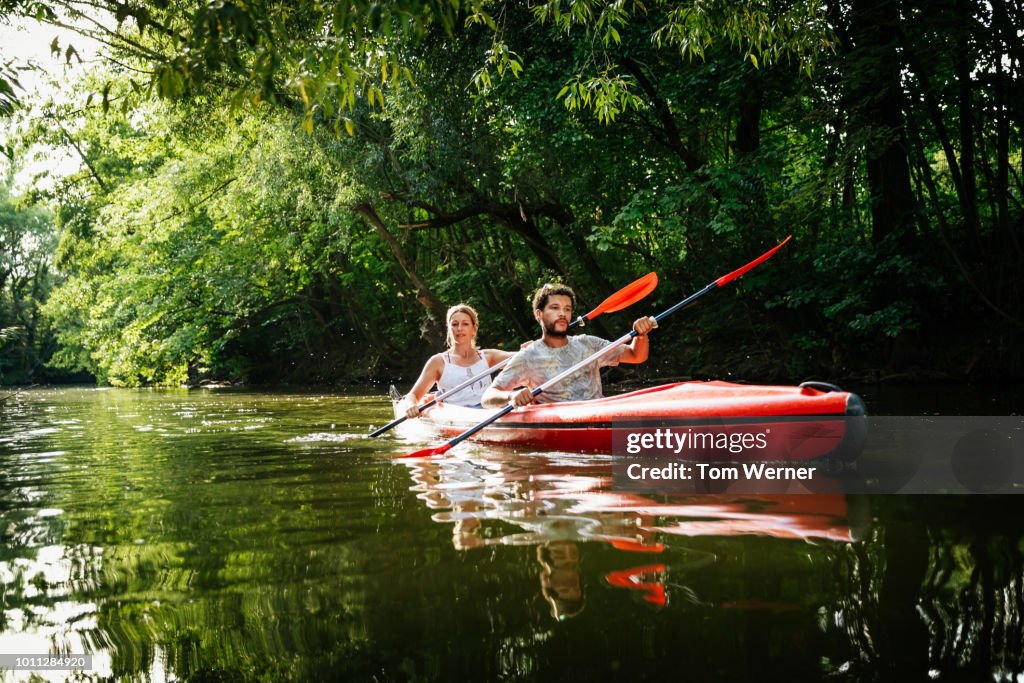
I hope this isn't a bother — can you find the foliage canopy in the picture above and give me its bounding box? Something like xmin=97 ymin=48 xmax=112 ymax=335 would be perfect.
xmin=1 ymin=0 xmax=1021 ymax=385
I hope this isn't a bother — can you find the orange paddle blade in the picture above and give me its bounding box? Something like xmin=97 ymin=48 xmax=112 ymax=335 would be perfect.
xmin=400 ymin=443 xmax=452 ymax=459
xmin=715 ymin=236 xmax=791 ymax=287
xmin=582 ymin=272 xmax=658 ymax=320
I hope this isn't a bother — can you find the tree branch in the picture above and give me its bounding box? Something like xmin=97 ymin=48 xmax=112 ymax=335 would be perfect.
xmin=621 ymin=57 xmax=703 ymax=173
xmin=53 ymin=119 xmax=107 ymax=192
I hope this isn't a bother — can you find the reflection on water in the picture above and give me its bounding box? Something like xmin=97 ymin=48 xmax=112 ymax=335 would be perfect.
xmin=402 ymin=451 xmax=856 ymax=619
xmin=0 ymin=387 xmax=1022 ymax=680
xmin=1 ymin=388 xmax=389 ymax=681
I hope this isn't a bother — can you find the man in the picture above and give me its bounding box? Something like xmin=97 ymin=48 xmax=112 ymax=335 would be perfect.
xmin=481 ymin=284 xmax=656 ymax=408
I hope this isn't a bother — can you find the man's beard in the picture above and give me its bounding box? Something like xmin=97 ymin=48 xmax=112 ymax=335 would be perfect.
xmin=543 ymin=320 xmax=569 ymax=338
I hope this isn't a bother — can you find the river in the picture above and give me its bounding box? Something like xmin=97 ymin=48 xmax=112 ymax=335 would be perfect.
xmin=0 ymin=384 xmax=1021 ymax=681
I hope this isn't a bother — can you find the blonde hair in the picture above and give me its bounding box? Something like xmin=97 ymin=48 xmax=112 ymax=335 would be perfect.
xmin=445 ymin=304 xmax=479 ymax=349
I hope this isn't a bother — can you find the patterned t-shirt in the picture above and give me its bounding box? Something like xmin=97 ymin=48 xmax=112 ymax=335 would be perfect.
xmin=489 ymin=335 xmax=627 ymax=404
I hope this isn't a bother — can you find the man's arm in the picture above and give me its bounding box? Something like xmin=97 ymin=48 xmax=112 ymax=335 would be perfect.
xmin=618 ymin=316 xmax=656 ymax=364
xmin=482 ymin=384 xmax=535 ymax=408
xmin=482 ymin=356 xmax=534 ymax=408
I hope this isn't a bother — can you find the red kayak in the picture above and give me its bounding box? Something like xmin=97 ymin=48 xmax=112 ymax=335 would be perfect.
xmin=397 ymin=380 xmax=866 ymax=460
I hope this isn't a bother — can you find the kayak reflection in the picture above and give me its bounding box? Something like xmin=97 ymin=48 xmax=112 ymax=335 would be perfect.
xmin=399 ymin=449 xmax=866 ymax=618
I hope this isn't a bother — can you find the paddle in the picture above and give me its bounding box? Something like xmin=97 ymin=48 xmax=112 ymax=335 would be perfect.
xmin=368 ymin=272 xmax=658 ymax=438
xmin=399 ymin=236 xmax=791 ymax=459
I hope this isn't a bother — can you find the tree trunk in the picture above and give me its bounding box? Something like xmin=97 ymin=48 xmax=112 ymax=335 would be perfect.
xmin=621 ymin=57 xmax=705 ymax=174
xmin=902 ymin=43 xmax=977 ymax=237
xmin=352 ymin=202 xmax=446 ymax=345
xmin=990 ymin=0 xmax=1013 ymax=235
xmin=907 ymin=121 xmax=1024 ymax=330
xmin=500 ymin=208 xmax=570 ymax=280
xmin=389 ymin=195 xmax=576 ymax=290
xmin=878 ymin=519 xmax=930 ymax=679
xmin=733 ymin=65 xmax=768 ymax=232
xmin=845 ymin=0 xmax=917 ymax=245
xmin=953 ymin=0 xmax=980 ymax=235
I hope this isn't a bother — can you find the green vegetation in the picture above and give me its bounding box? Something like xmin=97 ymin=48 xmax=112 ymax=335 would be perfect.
xmin=0 ymin=0 xmax=1021 ymax=386
xmin=0 ymin=173 xmax=56 ymax=383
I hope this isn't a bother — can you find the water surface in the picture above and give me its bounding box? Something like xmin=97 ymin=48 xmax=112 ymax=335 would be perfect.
xmin=1 ymin=386 xmax=1022 ymax=681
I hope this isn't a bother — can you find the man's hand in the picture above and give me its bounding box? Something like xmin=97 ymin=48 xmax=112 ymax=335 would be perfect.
xmin=511 ymin=387 xmax=536 ymax=407
xmin=633 ymin=316 xmax=657 ymax=336
xmin=620 ymin=316 xmax=656 ymax=363
xmin=483 ymin=386 xmax=535 ymax=408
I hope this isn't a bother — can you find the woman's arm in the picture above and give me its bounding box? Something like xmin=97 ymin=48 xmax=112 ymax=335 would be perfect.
xmin=484 ymin=340 xmax=533 ymax=366
xmin=484 ymin=348 xmax=515 ymax=365
xmin=400 ymin=354 xmax=444 ymax=418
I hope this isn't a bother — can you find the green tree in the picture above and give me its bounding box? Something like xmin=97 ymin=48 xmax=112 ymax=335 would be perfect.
xmin=7 ymin=0 xmax=1022 ymax=385
xmin=0 ymin=170 xmax=56 ymax=383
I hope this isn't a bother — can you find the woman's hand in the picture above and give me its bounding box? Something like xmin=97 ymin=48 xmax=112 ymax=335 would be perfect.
xmin=401 ymin=395 xmax=420 ymax=420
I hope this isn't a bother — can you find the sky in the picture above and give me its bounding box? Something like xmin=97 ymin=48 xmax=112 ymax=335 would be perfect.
xmin=1 ymin=14 xmax=98 ymax=95
xmin=1 ymin=15 xmax=100 ymax=191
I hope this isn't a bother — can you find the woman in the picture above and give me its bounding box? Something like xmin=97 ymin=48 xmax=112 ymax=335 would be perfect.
xmin=399 ymin=304 xmax=518 ymax=418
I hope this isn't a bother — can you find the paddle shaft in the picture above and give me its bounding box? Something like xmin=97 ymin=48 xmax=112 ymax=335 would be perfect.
xmin=369 ymin=359 xmax=510 ymax=438
xmin=646 ymin=235 xmax=792 ymax=325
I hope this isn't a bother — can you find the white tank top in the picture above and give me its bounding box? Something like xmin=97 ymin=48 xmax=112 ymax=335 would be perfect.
xmin=437 ymin=351 xmax=491 ymax=407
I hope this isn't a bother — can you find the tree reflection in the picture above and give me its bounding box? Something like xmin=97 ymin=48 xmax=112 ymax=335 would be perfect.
xmin=832 ymin=497 xmax=1024 ymax=679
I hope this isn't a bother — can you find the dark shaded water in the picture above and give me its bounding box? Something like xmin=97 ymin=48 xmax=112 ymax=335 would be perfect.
xmin=1 ymin=386 xmax=1022 ymax=681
